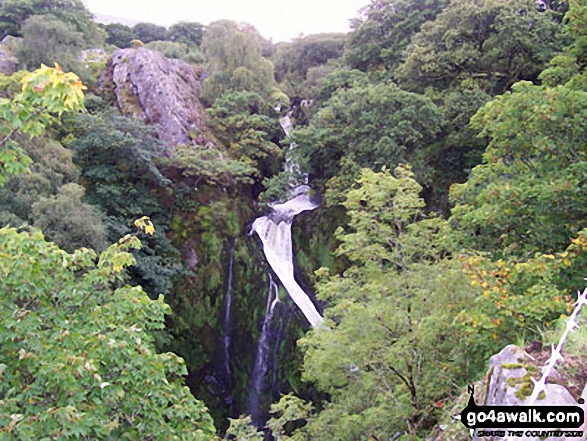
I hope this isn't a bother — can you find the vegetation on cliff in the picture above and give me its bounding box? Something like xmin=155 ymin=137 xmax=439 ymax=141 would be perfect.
xmin=0 ymin=0 xmax=586 ymax=439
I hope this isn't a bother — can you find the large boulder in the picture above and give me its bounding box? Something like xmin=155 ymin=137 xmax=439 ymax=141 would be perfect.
xmin=0 ymin=36 xmax=20 ymax=75
xmin=100 ymin=47 xmax=208 ymax=146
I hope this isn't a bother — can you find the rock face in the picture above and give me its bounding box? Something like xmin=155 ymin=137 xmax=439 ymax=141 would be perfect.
xmin=472 ymin=345 xmax=583 ymax=441
xmin=100 ymin=48 xmax=207 ymax=146
xmin=0 ymin=36 xmax=20 ymax=75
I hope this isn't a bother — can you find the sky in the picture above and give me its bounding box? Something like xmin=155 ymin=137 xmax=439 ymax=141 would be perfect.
xmin=82 ymin=0 xmax=368 ymax=43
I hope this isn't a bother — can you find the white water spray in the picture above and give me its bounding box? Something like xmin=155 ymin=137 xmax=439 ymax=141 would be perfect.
xmin=251 ymin=109 xmax=323 ymax=328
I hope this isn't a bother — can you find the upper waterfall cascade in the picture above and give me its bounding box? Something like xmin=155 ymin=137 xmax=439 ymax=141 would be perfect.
xmin=251 ymin=110 xmax=323 ymax=329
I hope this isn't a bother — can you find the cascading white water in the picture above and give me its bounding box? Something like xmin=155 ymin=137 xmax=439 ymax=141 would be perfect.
xmin=251 ymin=196 xmax=322 ymax=328
xmin=248 ymin=274 xmax=280 ymax=424
xmin=251 ymin=109 xmax=323 ymax=329
xmin=222 ymin=245 xmax=234 ymax=380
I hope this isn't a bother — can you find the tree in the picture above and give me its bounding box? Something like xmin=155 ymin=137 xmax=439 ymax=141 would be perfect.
xmin=450 ymin=80 xmax=587 ymax=259
xmin=0 ymin=224 xmax=216 ymax=439
xmin=104 ymin=23 xmax=137 ymax=48
xmin=0 ymin=134 xmax=108 ymax=253
xmin=145 ymin=40 xmax=203 ymax=64
xmin=0 ymin=0 xmax=104 ymax=44
xmin=133 ymin=22 xmax=167 ymax=44
xmin=201 ymin=20 xmax=276 ymax=104
xmin=298 ymin=166 xmax=472 ymax=438
xmin=272 ymin=33 xmax=346 ymax=85
xmin=395 ymin=0 xmax=567 ymax=93
xmin=290 ymin=79 xmax=444 ymax=199
xmin=15 ymin=14 xmax=85 ymax=72
xmin=67 ymin=111 xmax=181 ymax=297
xmin=206 ymin=90 xmax=283 ymax=184
xmin=167 ymin=21 xmax=205 ymax=47
xmin=32 ymin=182 xmax=107 ymax=252
xmin=0 ymin=65 xmax=86 ymax=186
xmin=344 ymin=0 xmax=450 ymax=73
xmin=447 ymin=0 xmax=587 ymax=355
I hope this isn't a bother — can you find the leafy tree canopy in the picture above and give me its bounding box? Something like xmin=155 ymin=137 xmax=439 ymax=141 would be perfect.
xmin=0 ymin=0 xmax=104 ymax=44
xmin=298 ymin=166 xmax=473 ymax=438
xmin=0 ymin=65 xmax=86 ymax=186
xmin=207 ymin=90 xmax=283 ymax=184
xmin=272 ymin=33 xmax=346 ymax=85
xmin=345 ymin=0 xmax=450 ymax=73
xmin=450 ymin=79 xmax=587 ymax=258
xmin=15 ymin=14 xmax=85 ymax=73
xmin=133 ymin=22 xmax=167 ymax=44
xmin=290 ymin=78 xmax=444 ymax=200
xmin=395 ymin=0 xmax=568 ymax=93
xmin=104 ymin=22 xmax=137 ymax=48
xmin=201 ymin=20 xmax=276 ymax=104
xmin=167 ymin=21 xmax=205 ymax=47
xmin=145 ymin=40 xmax=204 ymax=64
xmin=0 ymin=225 xmax=216 ymax=440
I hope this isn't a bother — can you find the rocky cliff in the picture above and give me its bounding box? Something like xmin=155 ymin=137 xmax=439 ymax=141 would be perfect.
xmin=100 ymin=47 xmax=208 ymax=147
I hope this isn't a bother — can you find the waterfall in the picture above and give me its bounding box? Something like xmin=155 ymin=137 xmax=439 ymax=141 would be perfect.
xmin=246 ymin=106 xmax=323 ymax=426
xmin=250 ymin=197 xmax=322 ymax=328
xmin=248 ymin=274 xmax=280 ymax=425
xmin=222 ymin=243 xmax=234 ymax=382
xmin=250 ymin=109 xmax=323 ymax=329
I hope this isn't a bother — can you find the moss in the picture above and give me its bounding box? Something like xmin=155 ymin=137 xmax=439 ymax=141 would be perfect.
xmin=506 ymin=377 xmax=518 ymax=387
xmin=502 ymin=363 xmax=524 ymax=369
xmin=504 ymin=367 xmax=537 ymax=401
xmin=516 ymin=379 xmax=534 ymax=400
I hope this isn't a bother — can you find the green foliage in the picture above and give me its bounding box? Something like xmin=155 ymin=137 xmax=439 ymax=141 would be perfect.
xmin=455 ymin=239 xmax=586 ymax=360
xmin=207 ymin=90 xmax=283 ymax=183
xmin=272 ymin=33 xmax=346 ymax=85
xmin=0 ymin=136 xmax=78 ymax=218
xmin=201 ymin=20 xmax=276 ymax=104
xmin=266 ymin=394 xmax=313 ymax=441
xmin=133 ymin=22 xmax=167 ymax=44
xmin=298 ymin=166 xmax=473 ymax=438
xmin=0 ymin=65 xmax=85 ymax=185
xmin=419 ymin=82 xmax=492 ymax=211
xmin=104 ymin=23 xmax=137 ymax=48
xmin=67 ymin=111 xmax=182 ymax=297
xmin=32 ymin=182 xmax=107 ymax=252
xmin=145 ymin=40 xmax=204 ymax=64
xmin=167 ymin=21 xmax=205 ymax=47
xmin=0 ymin=131 xmax=108 ymax=254
xmin=16 ymin=14 xmax=84 ymax=73
xmin=395 ymin=0 xmax=567 ymax=93
xmin=450 ymin=80 xmax=587 ymax=258
xmin=0 ymin=0 xmax=104 ymax=44
xmin=68 ymin=111 xmax=168 ymax=219
xmin=345 ymin=0 xmax=450 ymax=73
xmin=0 ymin=226 xmax=216 ymax=440
xmin=224 ymin=416 xmax=264 ymax=440
xmin=160 ymin=143 xmax=258 ymax=187
xmin=290 ymin=79 xmax=444 ymax=196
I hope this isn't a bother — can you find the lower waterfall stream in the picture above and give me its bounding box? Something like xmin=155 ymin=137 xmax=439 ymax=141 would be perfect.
xmin=246 ymin=107 xmax=324 ymax=425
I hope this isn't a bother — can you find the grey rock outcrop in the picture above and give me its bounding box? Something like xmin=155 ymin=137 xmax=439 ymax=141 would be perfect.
xmin=0 ymin=36 xmax=20 ymax=75
xmin=472 ymin=345 xmax=583 ymax=441
xmin=100 ymin=47 xmax=207 ymax=146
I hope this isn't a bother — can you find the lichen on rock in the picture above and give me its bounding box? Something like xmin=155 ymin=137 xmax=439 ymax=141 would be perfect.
xmin=100 ymin=47 xmax=209 ymax=147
